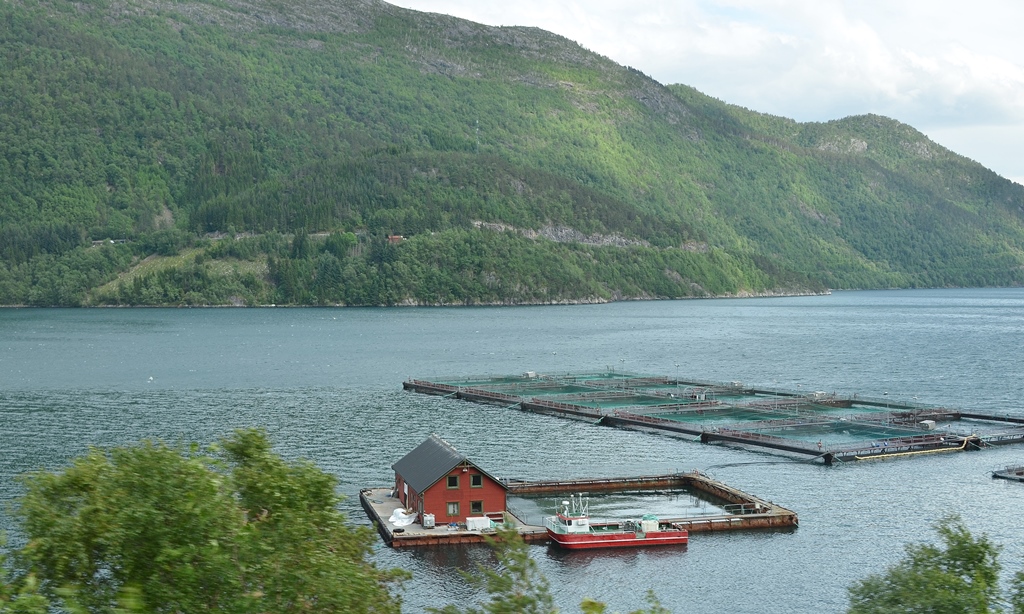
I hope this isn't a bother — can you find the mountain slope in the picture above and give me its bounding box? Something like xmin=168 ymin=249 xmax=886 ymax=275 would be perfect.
xmin=1 ymin=0 xmax=1023 ymax=305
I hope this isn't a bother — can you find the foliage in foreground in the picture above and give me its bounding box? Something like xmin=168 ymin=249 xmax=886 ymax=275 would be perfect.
xmin=11 ymin=429 xmax=407 ymax=614
xmin=0 ymin=538 xmax=48 ymax=614
xmin=847 ymin=515 xmax=1024 ymax=614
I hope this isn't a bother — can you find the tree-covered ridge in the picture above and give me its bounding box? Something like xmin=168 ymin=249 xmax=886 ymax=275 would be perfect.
xmin=1 ymin=0 xmax=1023 ymax=306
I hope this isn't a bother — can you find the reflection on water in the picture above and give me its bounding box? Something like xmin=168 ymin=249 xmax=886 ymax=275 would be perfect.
xmin=406 ymin=544 xmax=498 ymax=574
xmin=542 ymin=540 xmax=688 ymax=569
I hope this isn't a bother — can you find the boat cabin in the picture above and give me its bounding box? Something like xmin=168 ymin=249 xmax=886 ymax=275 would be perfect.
xmin=553 ymin=495 xmax=593 ymax=533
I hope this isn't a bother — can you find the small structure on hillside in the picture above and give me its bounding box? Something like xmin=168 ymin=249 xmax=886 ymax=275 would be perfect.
xmin=391 ymin=434 xmax=507 ymax=525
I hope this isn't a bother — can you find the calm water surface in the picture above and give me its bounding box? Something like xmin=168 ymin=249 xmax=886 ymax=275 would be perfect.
xmin=3 ymin=289 xmax=1024 ymax=613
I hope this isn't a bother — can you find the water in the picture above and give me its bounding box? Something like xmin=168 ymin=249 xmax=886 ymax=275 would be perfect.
xmin=2 ymin=288 xmax=1024 ymax=613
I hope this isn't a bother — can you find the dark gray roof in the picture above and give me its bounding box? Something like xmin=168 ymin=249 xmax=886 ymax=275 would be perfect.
xmin=392 ymin=434 xmax=466 ymax=493
xmin=392 ymin=434 xmax=507 ymax=493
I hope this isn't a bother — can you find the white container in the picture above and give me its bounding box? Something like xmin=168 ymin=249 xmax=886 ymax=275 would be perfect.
xmin=465 ymin=516 xmax=491 ymax=531
xmin=422 ymin=513 xmax=435 ymax=529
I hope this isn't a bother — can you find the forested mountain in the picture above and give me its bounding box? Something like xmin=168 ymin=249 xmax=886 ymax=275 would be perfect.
xmin=2 ymin=0 xmax=1023 ymax=306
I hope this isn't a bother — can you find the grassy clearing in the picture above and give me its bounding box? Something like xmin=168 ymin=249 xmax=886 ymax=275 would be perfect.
xmin=91 ymin=250 xmax=270 ymax=298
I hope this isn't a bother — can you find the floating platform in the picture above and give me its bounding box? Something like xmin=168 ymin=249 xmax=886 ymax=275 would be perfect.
xmin=361 ymin=470 xmax=795 ymax=548
xmin=992 ymin=466 xmax=1024 ymax=482
xmin=360 ymin=488 xmax=548 ymax=548
xmin=404 ymin=371 xmax=1024 ymax=464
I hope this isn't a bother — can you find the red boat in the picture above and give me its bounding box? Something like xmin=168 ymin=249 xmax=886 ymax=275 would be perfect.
xmin=544 ymin=494 xmax=689 ymax=550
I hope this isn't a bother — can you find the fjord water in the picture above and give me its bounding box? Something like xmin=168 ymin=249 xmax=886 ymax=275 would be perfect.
xmin=2 ymin=288 xmax=1024 ymax=613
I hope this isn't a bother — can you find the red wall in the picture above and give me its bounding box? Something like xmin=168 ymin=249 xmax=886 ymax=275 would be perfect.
xmin=420 ymin=466 xmax=506 ymax=523
xmin=394 ymin=475 xmax=422 ymax=514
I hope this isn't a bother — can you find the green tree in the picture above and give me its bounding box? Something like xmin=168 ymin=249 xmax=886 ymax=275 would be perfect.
xmin=0 ymin=536 xmax=49 ymax=614
xmin=846 ymin=515 xmax=1022 ymax=614
xmin=1013 ymin=571 xmax=1024 ymax=614
xmin=15 ymin=429 xmax=405 ymax=614
xmin=221 ymin=429 xmax=409 ymax=613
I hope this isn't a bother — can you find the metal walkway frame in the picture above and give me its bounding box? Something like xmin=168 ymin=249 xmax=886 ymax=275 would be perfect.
xmin=404 ymin=371 xmax=1024 ymax=464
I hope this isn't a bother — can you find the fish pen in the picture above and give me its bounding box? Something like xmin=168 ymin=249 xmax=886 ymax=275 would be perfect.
xmin=504 ymin=471 xmax=798 ymax=533
xmin=404 ymin=371 xmax=1024 ymax=464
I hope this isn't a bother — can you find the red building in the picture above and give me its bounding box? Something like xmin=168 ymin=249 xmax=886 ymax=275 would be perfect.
xmin=392 ymin=434 xmax=507 ymax=524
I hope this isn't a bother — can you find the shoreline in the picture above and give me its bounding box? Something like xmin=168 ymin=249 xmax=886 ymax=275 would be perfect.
xmin=0 ymin=289 xmax=833 ymax=309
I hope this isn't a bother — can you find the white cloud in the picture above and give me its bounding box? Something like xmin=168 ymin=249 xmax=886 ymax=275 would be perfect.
xmin=388 ymin=0 xmax=1024 ymax=182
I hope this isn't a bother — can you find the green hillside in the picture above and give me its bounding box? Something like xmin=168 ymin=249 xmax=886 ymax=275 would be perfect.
xmin=2 ymin=0 xmax=1023 ymax=306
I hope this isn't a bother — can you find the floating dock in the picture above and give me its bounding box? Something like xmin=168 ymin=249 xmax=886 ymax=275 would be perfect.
xmin=360 ymin=488 xmax=549 ymax=548
xmin=361 ymin=470 xmax=796 ymax=548
xmin=992 ymin=465 xmax=1024 ymax=482
xmin=404 ymin=371 xmax=1024 ymax=464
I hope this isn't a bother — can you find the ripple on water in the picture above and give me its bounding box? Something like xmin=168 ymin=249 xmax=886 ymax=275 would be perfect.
xmin=3 ymin=290 xmax=1024 ymax=613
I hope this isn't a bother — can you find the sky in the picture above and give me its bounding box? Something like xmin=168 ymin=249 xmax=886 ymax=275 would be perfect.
xmin=387 ymin=0 xmax=1024 ymax=186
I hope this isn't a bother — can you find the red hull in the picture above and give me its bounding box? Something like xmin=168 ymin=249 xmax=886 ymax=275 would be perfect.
xmin=547 ymin=529 xmax=688 ymax=550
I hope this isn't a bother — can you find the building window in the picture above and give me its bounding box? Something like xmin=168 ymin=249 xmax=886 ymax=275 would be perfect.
xmin=470 ymin=500 xmax=483 ymax=514
xmin=447 ymin=501 xmax=460 ymax=517
xmin=470 ymin=474 xmax=483 ymax=488
xmin=447 ymin=475 xmax=459 ymax=489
